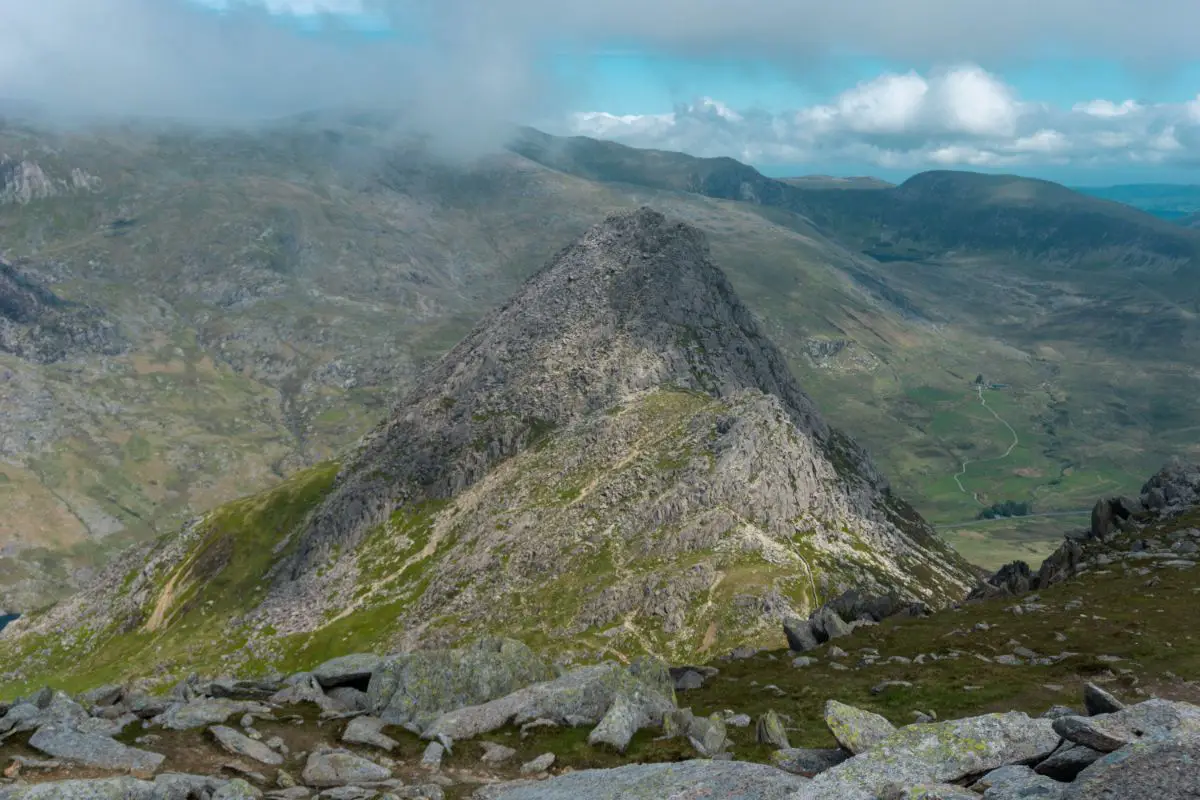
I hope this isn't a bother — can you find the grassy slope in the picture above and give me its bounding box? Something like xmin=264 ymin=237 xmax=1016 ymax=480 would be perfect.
xmin=0 ymin=387 xmax=972 ymax=695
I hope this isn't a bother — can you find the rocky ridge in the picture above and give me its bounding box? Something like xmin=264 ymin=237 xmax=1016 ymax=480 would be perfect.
xmin=0 ymin=208 xmax=975 ymax=679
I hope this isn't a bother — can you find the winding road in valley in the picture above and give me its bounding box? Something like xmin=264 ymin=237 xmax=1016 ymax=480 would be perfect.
xmin=953 ymin=384 xmax=1021 ymax=506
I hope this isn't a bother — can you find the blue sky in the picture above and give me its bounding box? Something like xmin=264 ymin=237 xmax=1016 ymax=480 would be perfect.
xmin=9 ymin=0 xmax=1200 ymax=185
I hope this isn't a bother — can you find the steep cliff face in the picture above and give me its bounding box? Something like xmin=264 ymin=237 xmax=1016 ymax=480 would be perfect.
xmin=0 ymin=257 xmax=123 ymax=363
xmin=1 ymin=209 xmax=975 ymax=686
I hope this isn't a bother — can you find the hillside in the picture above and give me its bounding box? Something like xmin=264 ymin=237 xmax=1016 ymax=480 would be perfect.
xmin=0 ymin=208 xmax=977 ymax=691
xmin=6 ymin=117 xmax=1200 ymax=617
xmin=0 ymin=462 xmax=1196 ymax=799
xmin=0 ymin=116 xmax=937 ymax=612
xmin=511 ymin=129 xmax=1200 ymax=542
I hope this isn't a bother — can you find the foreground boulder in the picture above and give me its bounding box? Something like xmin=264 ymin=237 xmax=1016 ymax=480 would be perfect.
xmin=150 ymin=698 xmax=272 ymax=731
xmin=367 ymin=638 xmax=554 ymax=729
xmin=824 ymin=700 xmax=895 ymax=754
xmin=421 ymin=660 xmax=675 ymax=742
xmin=301 ymin=748 xmax=391 ymax=787
xmin=471 ymin=759 xmax=810 ymax=799
xmin=803 ymin=711 xmax=1060 ymax=798
xmin=1052 ymin=699 xmax=1200 ymax=752
xmin=1064 ymin=729 xmax=1200 ymax=799
xmin=27 ymin=727 xmax=165 ymax=774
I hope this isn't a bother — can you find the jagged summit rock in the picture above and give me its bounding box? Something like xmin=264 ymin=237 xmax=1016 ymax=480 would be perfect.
xmin=5 ymin=207 xmax=976 ymax=675
xmin=290 ymin=206 xmax=834 ymax=573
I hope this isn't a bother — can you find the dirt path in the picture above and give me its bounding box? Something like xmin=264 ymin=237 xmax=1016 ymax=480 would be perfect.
xmin=952 ymin=385 xmax=1021 ymax=506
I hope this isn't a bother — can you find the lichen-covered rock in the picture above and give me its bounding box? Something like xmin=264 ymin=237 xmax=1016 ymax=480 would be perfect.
xmin=587 ymin=693 xmax=651 ymax=753
xmin=301 ymin=748 xmax=391 ymax=788
xmin=1052 ymin=699 xmax=1200 ymax=752
xmin=756 ymin=710 xmax=791 ymax=750
xmin=972 ymin=765 xmax=1066 ymax=799
xmin=471 ymin=759 xmax=810 ymax=799
xmin=1064 ymin=730 xmax=1200 ymax=799
xmin=27 ymin=727 xmax=165 ymax=774
xmin=420 ymin=661 xmax=673 ymax=742
xmin=312 ymin=654 xmax=384 ymax=689
xmin=771 ymin=747 xmax=848 ymax=776
xmin=1034 ymin=743 xmax=1104 ymax=781
xmin=212 ymin=779 xmax=263 ymax=800
xmin=342 ymin=715 xmax=399 ymax=752
xmin=152 ymin=698 xmax=272 ymax=731
xmin=804 ymin=712 xmax=1060 ymax=798
xmin=368 ymin=638 xmax=553 ymax=729
xmin=0 ymin=777 xmax=158 ymax=799
xmin=210 ymin=725 xmax=284 ymax=765
xmin=824 ymin=700 xmax=895 ymax=754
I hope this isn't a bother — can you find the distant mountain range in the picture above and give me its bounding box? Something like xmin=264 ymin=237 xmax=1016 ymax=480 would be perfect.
xmin=1074 ymin=183 xmax=1200 ymax=222
xmin=2 ymin=114 xmax=1200 ymax=618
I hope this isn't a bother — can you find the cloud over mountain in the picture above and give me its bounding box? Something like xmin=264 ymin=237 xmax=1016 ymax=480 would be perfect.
xmin=561 ymin=66 xmax=1200 ymax=171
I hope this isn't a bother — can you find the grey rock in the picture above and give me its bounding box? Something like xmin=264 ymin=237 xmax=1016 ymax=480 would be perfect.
xmin=77 ymin=685 xmax=124 ymax=709
xmin=342 ymin=715 xmax=398 ymax=752
xmin=810 ymin=607 xmax=852 ymax=644
xmin=805 ymin=712 xmax=1060 ymax=798
xmin=896 ymin=786 xmax=978 ymax=799
xmin=301 ymin=749 xmax=391 ymax=788
xmin=1083 ymin=682 xmax=1125 ymax=716
xmin=471 ymin=759 xmax=810 ymax=799
xmin=1064 ymin=730 xmax=1200 ymax=799
xmin=871 ymin=681 xmax=912 ymax=695
xmin=210 ymin=725 xmax=285 ymax=765
xmin=421 ymin=741 xmax=445 ymax=769
xmin=422 ymin=661 xmax=674 ymax=742
xmin=269 ymin=675 xmax=340 ymax=715
xmin=784 ymin=617 xmax=819 ymax=652
xmin=587 ymin=693 xmax=653 ymax=753
xmin=520 ymin=753 xmax=556 ymax=775
xmin=480 ymin=741 xmax=518 ymax=765
xmin=0 ymin=777 xmax=158 ymax=799
xmin=1034 ymin=744 xmax=1104 ymax=781
xmin=1040 ymin=705 xmax=1077 ymax=720
xmin=27 ymin=727 xmax=165 ymax=774
xmin=771 ymin=747 xmax=849 ymax=776
xmin=973 ymin=765 xmax=1066 ymax=799
xmin=686 ymin=713 xmax=729 ymax=757
xmin=756 ymin=710 xmax=790 ymax=749
xmin=312 ymin=654 xmax=384 ymax=689
xmin=1052 ymin=699 xmax=1200 ymax=752
xmin=325 ymin=687 xmax=370 ymax=713
xmin=823 ymin=700 xmax=895 ymax=754
xmin=368 ymin=638 xmax=553 ymax=730
xmin=153 ymin=698 xmax=273 ymax=731
xmin=214 ymin=779 xmax=264 ymax=799
xmin=672 ymin=670 xmax=705 ymax=691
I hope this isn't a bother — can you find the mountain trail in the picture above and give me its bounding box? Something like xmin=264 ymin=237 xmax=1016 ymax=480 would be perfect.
xmin=953 ymin=384 xmax=1021 ymax=505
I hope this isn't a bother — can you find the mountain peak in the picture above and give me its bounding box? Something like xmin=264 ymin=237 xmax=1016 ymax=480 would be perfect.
xmin=285 ymin=207 xmax=836 ymax=578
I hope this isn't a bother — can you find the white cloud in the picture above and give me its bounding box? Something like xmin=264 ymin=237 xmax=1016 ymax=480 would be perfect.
xmin=560 ymin=65 xmax=1200 ymax=170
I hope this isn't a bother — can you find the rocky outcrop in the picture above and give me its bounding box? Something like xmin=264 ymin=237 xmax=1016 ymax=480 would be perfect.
xmin=261 ymin=207 xmax=975 ymax=647
xmin=0 ymin=258 xmax=123 ymax=363
xmin=368 ymin=638 xmax=554 ymax=729
xmin=6 ymin=207 xmax=976 ymax=677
